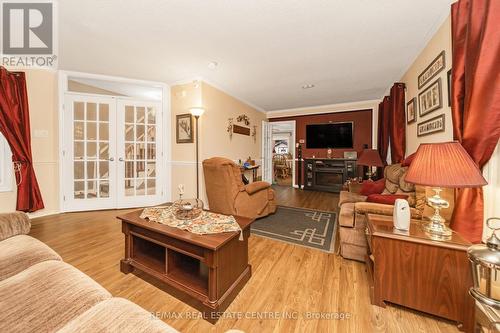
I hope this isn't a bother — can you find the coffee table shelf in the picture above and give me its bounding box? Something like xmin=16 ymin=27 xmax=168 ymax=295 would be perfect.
xmin=167 ymin=250 xmax=209 ymax=296
xmin=131 ymin=235 xmax=166 ymax=273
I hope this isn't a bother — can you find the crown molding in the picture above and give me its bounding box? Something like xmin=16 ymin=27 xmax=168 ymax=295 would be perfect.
xmin=266 ymin=99 xmax=379 ymax=118
xmin=170 ymin=76 xmax=266 ymax=113
xmin=170 ymin=76 xmax=203 ymax=87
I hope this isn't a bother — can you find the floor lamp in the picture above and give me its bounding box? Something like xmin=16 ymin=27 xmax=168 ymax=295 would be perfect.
xmin=189 ymin=107 xmax=205 ymax=199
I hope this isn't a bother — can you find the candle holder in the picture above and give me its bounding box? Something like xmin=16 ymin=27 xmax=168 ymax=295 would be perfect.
xmin=172 ymin=198 xmax=204 ymax=220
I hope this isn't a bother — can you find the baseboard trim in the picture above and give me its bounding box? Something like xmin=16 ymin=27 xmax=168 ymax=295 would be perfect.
xmin=28 ymin=210 xmax=60 ymax=219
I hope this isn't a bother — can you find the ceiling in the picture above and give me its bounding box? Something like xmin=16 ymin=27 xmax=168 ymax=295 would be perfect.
xmin=58 ymin=0 xmax=452 ymax=111
xmin=68 ymin=78 xmax=163 ymax=101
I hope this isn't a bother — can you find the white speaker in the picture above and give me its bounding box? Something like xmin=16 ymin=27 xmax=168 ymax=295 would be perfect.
xmin=393 ymin=199 xmax=410 ymax=231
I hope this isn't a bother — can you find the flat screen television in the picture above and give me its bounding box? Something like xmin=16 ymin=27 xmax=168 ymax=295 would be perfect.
xmin=306 ymin=122 xmax=353 ymax=149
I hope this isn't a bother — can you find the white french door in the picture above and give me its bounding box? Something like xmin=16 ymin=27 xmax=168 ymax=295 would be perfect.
xmin=62 ymin=93 xmax=163 ymax=211
xmin=261 ymin=120 xmax=272 ymax=183
xmin=116 ymin=100 xmax=163 ymax=208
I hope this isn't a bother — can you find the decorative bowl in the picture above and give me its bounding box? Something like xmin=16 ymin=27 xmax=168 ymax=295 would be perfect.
xmin=172 ymin=198 xmax=204 ymax=220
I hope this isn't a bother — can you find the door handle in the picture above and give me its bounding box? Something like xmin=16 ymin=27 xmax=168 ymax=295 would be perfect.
xmin=119 ymin=157 xmax=124 ymax=162
xmin=109 ymin=157 xmax=114 ymax=162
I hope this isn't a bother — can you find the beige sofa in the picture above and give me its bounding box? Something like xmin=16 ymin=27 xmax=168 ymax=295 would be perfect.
xmin=338 ymin=164 xmax=454 ymax=262
xmin=0 ymin=212 xmax=178 ymax=333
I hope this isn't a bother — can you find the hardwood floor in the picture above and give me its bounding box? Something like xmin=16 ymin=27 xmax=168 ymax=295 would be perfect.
xmin=29 ymin=188 xmax=460 ymax=333
xmin=272 ymin=185 xmax=340 ymax=210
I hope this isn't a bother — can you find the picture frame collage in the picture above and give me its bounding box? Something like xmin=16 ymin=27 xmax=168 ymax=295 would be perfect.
xmin=407 ymin=50 xmax=449 ymax=137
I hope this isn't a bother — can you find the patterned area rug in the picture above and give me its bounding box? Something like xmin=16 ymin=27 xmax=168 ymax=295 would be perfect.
xmin=251 ymin=206 xmax=337 ymax=252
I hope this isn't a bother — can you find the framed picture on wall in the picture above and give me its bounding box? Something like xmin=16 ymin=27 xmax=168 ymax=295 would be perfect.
xmin=176 ymin=113 xmax=193 ymax=143
xmin=417 ymin=114 xmax=445 ymax=137
xmin=407 ymin=97 xmax=417 ymax=124
xmin=418 ymin=50 xmax=445 ymax=89
xmin=418 ymin=78 xmax=442 ymax=117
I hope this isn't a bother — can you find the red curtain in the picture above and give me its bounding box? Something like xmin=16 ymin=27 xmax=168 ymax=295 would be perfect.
xmin=389 ymin=83 xmax=406 ymax=164
xmin=0 ymin=67 xmax=44 ymax=212
xmin=377 ymin=96 xmax=391 ymax=164
xmin=450 ymin=0 xmax=500 ymax=243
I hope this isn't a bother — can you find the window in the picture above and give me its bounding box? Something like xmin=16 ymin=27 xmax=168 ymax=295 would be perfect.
xmin=274 ymin=139 xmax=289 ymax=154
xmin=0 ymin=134 xmax=13 ymax=192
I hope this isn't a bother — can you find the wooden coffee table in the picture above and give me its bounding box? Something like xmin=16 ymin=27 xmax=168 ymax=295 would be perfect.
xmin=117 ymin=209 xmax=254 ymax=319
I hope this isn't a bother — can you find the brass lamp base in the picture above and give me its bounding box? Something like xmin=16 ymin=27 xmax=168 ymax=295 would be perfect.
xmin=424 ymin=187 xmax=452 ymax=240
xmin=365 ymin=167 xmax=375 ymax=180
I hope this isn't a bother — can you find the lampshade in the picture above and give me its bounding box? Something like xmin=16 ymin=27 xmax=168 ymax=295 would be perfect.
xmin=405 ymin=141 xmax=487 ymax=188
xmin=357 ymin=149 xmax=384 ymax=167
xmin=189 ymin=107 xmax=205 ymax=117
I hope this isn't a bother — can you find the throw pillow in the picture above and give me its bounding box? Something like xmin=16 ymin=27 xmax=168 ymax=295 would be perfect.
xmin=399 ymin=169 xmax=416 ymax=192
xmin=366 ymin=194 xmax=409 ymax=205
xmin=401 ymin=153 xmax=416 ymax=167
xmin=360 ymin=178 xmax=386 ymax=196
xmin=384 ymin=164 xmax=404 ymax=193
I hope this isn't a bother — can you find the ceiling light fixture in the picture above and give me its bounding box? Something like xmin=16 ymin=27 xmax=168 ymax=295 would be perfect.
xmin=302 ymin=84 xmax=315 ymax=89
xmin=208 ymin=61 xmax=218 ymax=70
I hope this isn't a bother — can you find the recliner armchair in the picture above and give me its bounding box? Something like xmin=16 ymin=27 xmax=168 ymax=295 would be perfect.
xmin=203 ymin=157 xmax=277 ymax=219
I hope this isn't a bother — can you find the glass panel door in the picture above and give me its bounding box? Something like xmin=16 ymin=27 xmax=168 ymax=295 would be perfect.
xmin=261 ymin=120 xmax=272 ymax=183
xmin=117 ymin=100 xmax=162 ymax=207
xmin=63 ymin=94 xmax=117 ymax=211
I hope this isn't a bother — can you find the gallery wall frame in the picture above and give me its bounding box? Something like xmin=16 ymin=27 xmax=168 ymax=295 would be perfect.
xmin=417 ymin=114 xmax=445 ymax=137
xmin=418 ymin=78 xmax=442 ymax=117
xmin=418 ymin=50 xmax=446 ymax=89
xmin=407 ymin=97 xmax=417 ymax=124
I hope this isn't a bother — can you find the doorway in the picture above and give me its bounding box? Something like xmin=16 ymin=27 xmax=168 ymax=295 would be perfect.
xmin=262 ymin=121 xmax=296 ymax=187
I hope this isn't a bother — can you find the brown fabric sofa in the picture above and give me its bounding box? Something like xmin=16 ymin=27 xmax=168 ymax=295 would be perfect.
xmin=0 ymin=212 xmax=178 ymax=333
xmin=203 ymin=157 xmax=277 ymax=219
xmin=338 ymin=163 xmax=455 ymax=262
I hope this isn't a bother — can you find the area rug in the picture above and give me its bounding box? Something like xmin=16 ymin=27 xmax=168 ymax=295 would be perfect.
xmin=251 ymin=206 xmax=337 ymax=252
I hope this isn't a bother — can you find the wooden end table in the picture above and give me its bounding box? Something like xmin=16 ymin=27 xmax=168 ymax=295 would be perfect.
xmin=365 ymin=214 xmax=474 ymax=332
xmin=117 ymin=209 xmax=255 ymax=321
xmin=241 ymin=164 xmax=260 ymax=184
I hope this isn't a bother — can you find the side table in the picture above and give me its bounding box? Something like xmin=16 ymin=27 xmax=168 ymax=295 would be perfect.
xmin=365 ymin=214 xmax=474 ymax=332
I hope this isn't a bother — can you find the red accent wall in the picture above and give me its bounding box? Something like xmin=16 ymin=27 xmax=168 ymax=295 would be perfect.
xmin=270 ymin=109 xmax=373 ymax=158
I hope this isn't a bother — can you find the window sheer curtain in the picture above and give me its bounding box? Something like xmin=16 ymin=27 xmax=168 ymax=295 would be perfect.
xmin=0 ymin=67 xmax=44 ymax=212
xmin=450 ymin=0 xmax=500 ymax=243
xmin=483 ymin=142 xmax=500 ymax=241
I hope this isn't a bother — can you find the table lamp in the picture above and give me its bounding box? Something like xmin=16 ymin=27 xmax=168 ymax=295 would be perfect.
xmin=357 ymin=149 xmax=384 ymax=180
xmin=405 ymin=141 xmax=487 ymax=238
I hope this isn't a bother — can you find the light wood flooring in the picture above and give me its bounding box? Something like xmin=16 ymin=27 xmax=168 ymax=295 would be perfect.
xmin=274 ymin=176 xmax=293 ymax=186
xmin=29 ymin=188 xmax=460 ymax=333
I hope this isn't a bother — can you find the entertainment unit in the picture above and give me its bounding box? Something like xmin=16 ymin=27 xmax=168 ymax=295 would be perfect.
xmin=304 ymin=158 xmax=357 ymax=192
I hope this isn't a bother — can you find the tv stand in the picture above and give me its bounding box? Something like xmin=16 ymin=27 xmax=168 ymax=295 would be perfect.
xmin=303 ymin=158 xmax=357 ymax=193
